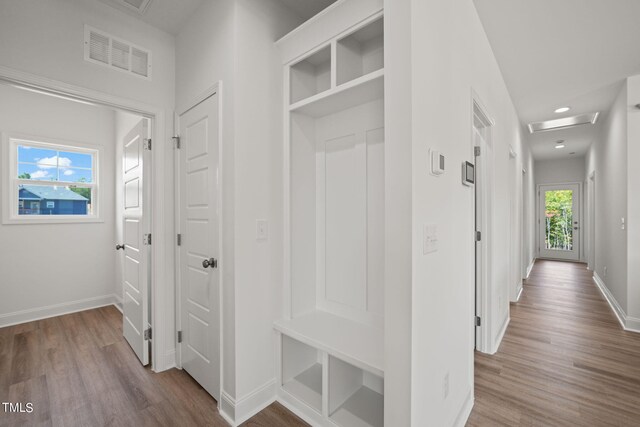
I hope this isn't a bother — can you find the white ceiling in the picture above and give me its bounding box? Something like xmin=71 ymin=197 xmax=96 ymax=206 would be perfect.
xmin=275 ymin=0 xmax=338 ymax=21
xmin=473 ymin=0 xmax=640 ymax=160
xmin=97 ymin=0 xmax=204 ymax=35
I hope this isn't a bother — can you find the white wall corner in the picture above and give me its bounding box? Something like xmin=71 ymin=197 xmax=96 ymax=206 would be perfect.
xmin=0 ymin=294 xmax=120 ymax=328
xmin=453 ymin=390 xmax=474 ymax=427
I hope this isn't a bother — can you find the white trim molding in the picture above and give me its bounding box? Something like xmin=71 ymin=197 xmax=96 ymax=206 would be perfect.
xmin=525 ymin=258 xmax=536 ymax=279
xmin=218 ymin=379 xmax=278 ymax=427
xmin=453 ymin=390 xmax=474 ymax=427
xmin=593 ymin=273 xmax=640 ymax=333
xmin=490 ymin=315 xmax=510 ymax=354
xmin=0 ymin=294 xmax=120 ymax=328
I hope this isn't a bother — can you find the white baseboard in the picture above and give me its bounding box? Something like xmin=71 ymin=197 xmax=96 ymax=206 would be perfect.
xmin=515 ymin=285 xmax=524 ymax=302
xmin=593 ymin=273 xmax=640 ymax=333
xmin=162 ymin=349 xmax=176 ymax=370
xmin=219 ymin=392 xmax=236 ymax=426
xmin=0 ymin=294 xmax=120 ymax=328
xmin=491 ymin=315 xmax=510 ymax=354
xmin=113 ymin=293 xmax=123 ymax=312
xmin=453 ymin=390 xmax=474 ymax=427
xmin=525 ymin=258 xmax=536 ymax=279
xmin=219 ymin=379 xmax=277 ymax=427
xmin=277 ymin=390 xmax=327 ymax=427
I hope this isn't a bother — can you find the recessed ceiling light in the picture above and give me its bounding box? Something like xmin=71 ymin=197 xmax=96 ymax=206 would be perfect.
xmin=555 ymin=144 xmax=565 ymax=149
xmin=554 ymin=106 xmax=571 ymax=113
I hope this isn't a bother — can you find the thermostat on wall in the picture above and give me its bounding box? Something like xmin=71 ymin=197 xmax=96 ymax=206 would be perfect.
xmin=430 ymin=149 xmax=445 ymax=176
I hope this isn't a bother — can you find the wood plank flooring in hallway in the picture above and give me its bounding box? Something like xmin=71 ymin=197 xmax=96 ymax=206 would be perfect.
xmin=0 ymin=305 xmax=306 ymax=427
xmin=467 ymin=260 xmax=640 ymax=426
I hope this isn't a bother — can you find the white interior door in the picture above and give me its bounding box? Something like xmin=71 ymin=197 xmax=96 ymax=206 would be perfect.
xmin=474 ymin=128 xmax=490 ymax=350
xmin=122 ymin=118 xmax=151 ymax=366
xmin=179 ymin=93 xmax=220 ymax=399
xmin=538 ymin=184 xmax=580 ymax=261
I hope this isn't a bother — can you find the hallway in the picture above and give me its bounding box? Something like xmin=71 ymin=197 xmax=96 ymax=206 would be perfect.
xmin=467 ymin=260 xmax=640 ymax=426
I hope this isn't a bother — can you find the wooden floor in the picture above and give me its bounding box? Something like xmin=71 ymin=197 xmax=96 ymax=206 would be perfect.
xmin=2 ymin=260 xmax=640 ymax=426
xmin=0 ymin=305 xmax=306 ymax=427
xmin=467 ymin=260 xmax=640 ymax=426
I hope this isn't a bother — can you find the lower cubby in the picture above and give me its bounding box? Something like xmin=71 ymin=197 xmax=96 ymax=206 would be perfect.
xmin=281 ymin=335 xmax=323 ymax=413
xmin=329 ymin=356 xmax=384 ymax=427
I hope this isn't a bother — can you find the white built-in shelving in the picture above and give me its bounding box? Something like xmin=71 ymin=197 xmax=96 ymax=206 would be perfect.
xmin=276 ymin=2 xmax=385 ymax=425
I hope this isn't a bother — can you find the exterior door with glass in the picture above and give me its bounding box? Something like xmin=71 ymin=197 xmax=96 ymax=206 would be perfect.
xmin=538 ymin=184 xmax=580 ymax=261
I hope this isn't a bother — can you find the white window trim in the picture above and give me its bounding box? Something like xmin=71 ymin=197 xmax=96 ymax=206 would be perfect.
xmin=2 ymin=132 xmax=103 ymax=224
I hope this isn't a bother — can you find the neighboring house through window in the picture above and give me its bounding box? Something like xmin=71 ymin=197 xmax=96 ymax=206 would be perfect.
xmin=2 ymin=134 xmax=100 ymax=224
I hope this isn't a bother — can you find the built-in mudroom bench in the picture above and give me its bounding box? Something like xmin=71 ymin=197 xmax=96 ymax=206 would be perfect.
xmin=274 ymin=1 xmax=386 ymax=425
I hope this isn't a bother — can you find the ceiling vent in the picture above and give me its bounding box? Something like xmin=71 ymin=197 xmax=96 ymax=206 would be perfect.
xmin=84 ymin=26 xmax=152 ymax=80
xmin=528 ymin=112 xmax=599 ymax=134
xmin=98 ymin=0 xmax=152 ymax=14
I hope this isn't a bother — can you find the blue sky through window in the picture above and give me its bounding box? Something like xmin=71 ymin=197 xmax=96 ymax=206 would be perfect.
xmin=17 ymin=144 xmax=93 ymax=183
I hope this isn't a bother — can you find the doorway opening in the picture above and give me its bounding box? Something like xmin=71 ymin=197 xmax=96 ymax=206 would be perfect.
xmin=0 ymin=66 xmax=167 ymax=371
xmin=538 ymin=183 xmax=581 ymax=261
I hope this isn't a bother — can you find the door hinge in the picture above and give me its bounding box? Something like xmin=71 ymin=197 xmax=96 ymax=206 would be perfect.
xmin=144 ymin=234 xmax=152 ymax=245
xmin=144 ymin=328 xmax=152 ymax=340
xmin=476 ymin=231 xmax=482 ymax=241
xmin=177 ymin=233 xmax=182 ymax=246
xmin=475 ymin=316 xmax=481 ymax=327
xmin=177 ymin=330 xmax=183 ymax=343
xmin=172 ymin=135 xmax=181 ymax=149
xmin=474 ymin=146 xmax=481 ymax=156
xmin=144 ymin=138 xmax=152 ymax=150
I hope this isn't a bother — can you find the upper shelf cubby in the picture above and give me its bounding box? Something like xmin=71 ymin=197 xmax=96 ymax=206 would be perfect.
xmin=336 ymin=17 xmax=384 ymax=86
xmin=290 ymin=46 xmax=332 ymax=104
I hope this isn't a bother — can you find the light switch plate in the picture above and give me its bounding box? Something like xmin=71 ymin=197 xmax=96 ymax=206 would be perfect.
xmin=256 ymin=219 xmax=268 ymax=241
xmin=423 ymin=223 xmax=438 ymax=254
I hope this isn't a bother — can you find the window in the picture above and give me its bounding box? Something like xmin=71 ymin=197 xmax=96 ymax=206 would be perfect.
xmin=3 ymin=134 xmax=101 ymax=224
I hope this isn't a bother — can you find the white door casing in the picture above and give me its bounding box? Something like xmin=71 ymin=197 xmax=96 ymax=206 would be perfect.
xmin=122 ymin=118 xmax=151 ymax=366
xmin=178 ymin=92 xmax=221 ymax=399
xmin=538 ymin=183 xmax=580 ymax=261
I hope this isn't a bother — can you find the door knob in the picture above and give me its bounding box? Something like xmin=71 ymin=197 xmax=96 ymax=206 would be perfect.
xmin=202 ymin=258 xmax=217 ymax=269
xmin=116 ymin=244 xmax=125 ymax=250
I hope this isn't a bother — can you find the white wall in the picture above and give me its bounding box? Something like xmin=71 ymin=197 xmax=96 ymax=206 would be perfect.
xmin=405 ymin=0 xmax=534 ymax=424
xmin=585 ymin=82 xmax=628 ymax=312
xmin=0 ymin=84 xmax=116 ymax=322
xmin=383 ymin=1 xmax=414 ymax=424
xmin=535 ymin=157 xmax=586 ymax=185
xmin=175 ymin=0 xmax=301 ymax=418
xmin=234 ymin=0 xmax=302 ymax=403
xmin=627 ymin=75 xmax=640 ymax=324
xmin=175 ymin=0 xmax=238 ymax=400
xmin=0 ymin=0 xmax=177 ymax=369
